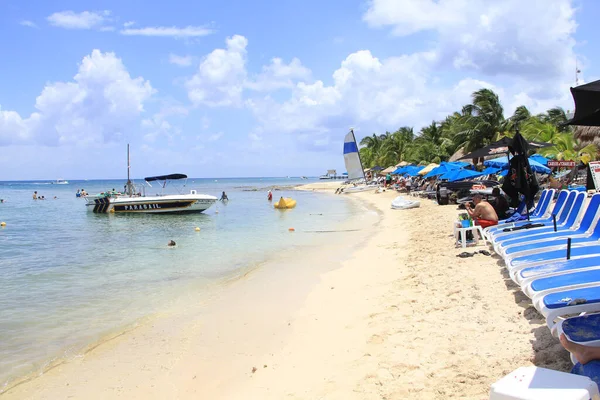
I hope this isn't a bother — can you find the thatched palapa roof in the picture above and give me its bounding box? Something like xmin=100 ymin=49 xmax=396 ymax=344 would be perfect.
xmin=574 ymin=126 xmax=600 ymax=147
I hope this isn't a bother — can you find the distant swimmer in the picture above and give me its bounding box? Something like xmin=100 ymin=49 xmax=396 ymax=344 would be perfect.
xmin=76 ymin=189 xmax=81 ymax=198
xmin=267 ymin=190 xmax=273 ymax=201
xmin=168 ymin=240 xmax=177 ymax=247
xmin=220 ymin=191 xmax=229 ymax=201
xmin=33 ymin=191 xmax=38 ymax=200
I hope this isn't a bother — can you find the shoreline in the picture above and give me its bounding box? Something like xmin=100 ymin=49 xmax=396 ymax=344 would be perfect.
xmin=2 ymin=182 xmax=574 ymax=399
xmin=1 ymin=184 xmax=379 ymax=398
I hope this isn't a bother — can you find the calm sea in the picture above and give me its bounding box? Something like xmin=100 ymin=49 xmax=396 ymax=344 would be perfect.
xmin=0 ymin=177 xmax=377 ymax=391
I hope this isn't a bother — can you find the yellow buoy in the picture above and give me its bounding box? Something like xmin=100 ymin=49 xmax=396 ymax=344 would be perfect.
xmin=195 ymin=227 xmax=200 ymax=232
xmin=0 ymin=221 xmax=5 ymax=227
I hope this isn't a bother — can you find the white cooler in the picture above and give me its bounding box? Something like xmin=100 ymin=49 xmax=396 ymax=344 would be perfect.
xmin=490 ymin=366 xmax=600 ymax=400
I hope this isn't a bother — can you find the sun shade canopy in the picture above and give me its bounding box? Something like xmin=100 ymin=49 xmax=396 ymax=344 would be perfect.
xmin=144 ymin=174 xmax=188 ymax=182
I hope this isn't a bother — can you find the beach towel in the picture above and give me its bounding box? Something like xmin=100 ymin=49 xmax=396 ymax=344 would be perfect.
xmin=501 ymin=222 xmax=545 ymax=232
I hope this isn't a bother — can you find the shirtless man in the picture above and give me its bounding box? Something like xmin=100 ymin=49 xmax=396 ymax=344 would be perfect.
xmin=465 ymin=193 xmax=498 ymax=228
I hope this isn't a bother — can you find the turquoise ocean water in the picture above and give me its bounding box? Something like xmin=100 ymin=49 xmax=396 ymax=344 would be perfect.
xmin=0 ymin=177 xmax=376 ymax=391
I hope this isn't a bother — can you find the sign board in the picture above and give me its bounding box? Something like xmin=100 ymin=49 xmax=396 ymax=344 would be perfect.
xmin=588 ymin=161 xmax=600 ymax=190
xmin=547 ymin=160 xmax=576 ymax=168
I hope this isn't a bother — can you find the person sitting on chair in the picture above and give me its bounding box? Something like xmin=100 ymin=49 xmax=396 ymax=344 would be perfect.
xmin=465 ymin=193 xmax=498 ymax=228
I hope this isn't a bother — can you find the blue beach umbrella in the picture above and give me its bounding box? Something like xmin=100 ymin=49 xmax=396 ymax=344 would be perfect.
xmin=481 ymin=166 xmax=502 ymax=175
xmin=440 ymin=168 xmax=485 ymax=182
xmin=405 ymin=165 xmax=425 ymax=176
xmin=423 ymin=161 xmax=463 ymax=178
xmin=484 ymin=156 xmax=551 ymax=174
xmin=529 ymin=154 xmax=548 ymax=166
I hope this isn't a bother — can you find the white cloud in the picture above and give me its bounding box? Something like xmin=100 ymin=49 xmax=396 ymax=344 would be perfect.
xmin=123 ymin=21 xmax=135 ymax=28
xmin=0 ymin=50 xmax=155 ymax=146
xmin=120 ymin=26 xmax=214 ymax=38
xmin=363 ymin=0 xmax=577 ymax=80
xmin=169 ymin=54 xmax=193 ymax=67
xmin=208 ymin=132 xmax=223 ymax=141
xmin=141 ymin=104 xmax=188 ymax=142
xmin=20 ymin=20 xmax=38 ymax=28
xmin=47 ymin=10 xmax=110 ymax=30
xmin=186 ymin=34 xmax=248 ymax=107
xmin=246 ymin=57 xmax=311 ymax=91
xmin=99 ymin=26 xmax=115 ymax=32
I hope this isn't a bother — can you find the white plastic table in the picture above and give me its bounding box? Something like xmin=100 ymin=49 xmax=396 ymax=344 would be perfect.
xmin=454 ymin=224 xmax=488 ymax=248
xmin=490 ymin=366 xmax=600 ymax=400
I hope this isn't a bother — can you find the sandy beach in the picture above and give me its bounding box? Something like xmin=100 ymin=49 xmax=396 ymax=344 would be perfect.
xmin=3 ymin=181 xmax=574 ymax=399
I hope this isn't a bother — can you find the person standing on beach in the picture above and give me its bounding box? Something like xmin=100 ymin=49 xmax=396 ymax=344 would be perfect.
xmin=385 ymin=173 xmax=391 ymax=188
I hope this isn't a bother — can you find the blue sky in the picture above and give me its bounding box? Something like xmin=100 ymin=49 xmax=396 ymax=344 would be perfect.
xmin=0 ymin=0 xmax=598 ymax=179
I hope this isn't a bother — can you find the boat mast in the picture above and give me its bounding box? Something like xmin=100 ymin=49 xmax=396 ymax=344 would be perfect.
xmin=126 ymin=144 xmax=134 ymax=196
xmin=350 ymin=128 xmax=367 ymax=182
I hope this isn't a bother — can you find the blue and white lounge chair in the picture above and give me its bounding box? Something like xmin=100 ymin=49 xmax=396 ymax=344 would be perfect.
xmin=525 ymin=269 xmax=600 ymax=300
xmin=506 ymin=244 xmax=600 ymax=278
xmin=515 ymin=256 xmax=600 ymax=287
xmin=489 ymin=191 xmax=575 ymax=243
xmin=484 ymin=189 xmax=556 ymax=238
xmin=496 ymin=192 xmax=595 ymax=256
xmin=534 ymin=285 xmax=600 ymax=331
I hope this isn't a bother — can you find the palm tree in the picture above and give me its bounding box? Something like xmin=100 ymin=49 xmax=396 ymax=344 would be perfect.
xmin=380 ymin=127 xmax=414 ymax=166
xmin=450 ymin=89 xmax=508 ymax=163
xmin=359 ymin=133 xmax=385 ymax=167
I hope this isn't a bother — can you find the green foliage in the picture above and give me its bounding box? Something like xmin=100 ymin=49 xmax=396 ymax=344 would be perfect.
xmin=356 ymin=89 xmax=596 ymax=168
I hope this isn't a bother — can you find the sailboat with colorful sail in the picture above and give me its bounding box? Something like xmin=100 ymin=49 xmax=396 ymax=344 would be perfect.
xmin=342 ymin=129 xmax=374 ymax=193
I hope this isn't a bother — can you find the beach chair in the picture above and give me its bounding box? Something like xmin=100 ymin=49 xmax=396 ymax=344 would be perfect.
xmin=525 ymin=269 xmax=600 ymax=300
xmin=533 ymin=284 xmax=600 ymax=331
xmin=506 ymin=244 xmax=600 ymax=282
xmin=499 ymin=194 xmax=600 ymax=258
xmin=485 ymin=189 xmax=564 ymax=240
xmin=495 ymin=192 xmax=593 ymax=256
xmin=484 ymin=189 xmax=555 ymax=239
xmin=515 ymin=257 xmax=600 ymax=287
xmin=489 ymin=191 xmax=576 ymax=243
xmin=556 ymin=313 xmax=600 ymax=365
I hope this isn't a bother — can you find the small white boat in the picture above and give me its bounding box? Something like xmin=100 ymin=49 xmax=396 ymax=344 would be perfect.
xmin=85 ymin=145 xmax=216 ymax=214
xmin=52 ymin=179 xmax=69 ymax=185
xmin=343 ymin=185 xmax=377 ymax=194
xmin=391 ymin=196 xmax=420 ymax=210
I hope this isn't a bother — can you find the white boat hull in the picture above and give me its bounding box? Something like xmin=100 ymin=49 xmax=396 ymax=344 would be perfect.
xmin=391 ymin=196 xmax=420 ymax=210
xmin=343 ymin=185 xmax=376 ymax=193
xmin=85 ymin=194 xmax=217 ymax=214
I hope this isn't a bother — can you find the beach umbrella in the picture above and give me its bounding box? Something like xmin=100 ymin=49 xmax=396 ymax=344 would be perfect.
xmin=423 ymin=161 xmax=463 ymax=178
xmin=381 ymin=166 xmax=397 ymax=174
xmin=529 ymin=154 xmax=548 ymax=166
xmin=481 ymin=166 xmax=502 ymax=175
xmin=418 ymin=163 xmax=439 ymax=175
xmin=396 ymin=161 xmax=409 ymax=167
xmin=459 ymin=137 xmax=553 ymax=160
xmin=483 ymin=156 xmax=551 ymax=174
xmin=405 ymin=165 xmax=425 ymax=176
xmin=440 ymin=168 xmax=485 ymax=182
xmin=501 ymin=131 xmax=540 ymax=212
xmin=392 ymin=164 xmax=415 ymax=175
xmin=371 ymin=166 xmax=384 ymax=171
xmin=566 ymin=80 xmax=600 ymax=127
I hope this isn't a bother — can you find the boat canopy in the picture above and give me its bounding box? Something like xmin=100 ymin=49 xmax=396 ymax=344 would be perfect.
xmin=144 ymin=173 xmax=187 ymax=182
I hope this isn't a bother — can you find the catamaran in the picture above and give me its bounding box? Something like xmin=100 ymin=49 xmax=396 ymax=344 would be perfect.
xmin=342 ymin=129 xmax=375 ymax=193
xmin=85 ymin=146 xmax=217 ymax=214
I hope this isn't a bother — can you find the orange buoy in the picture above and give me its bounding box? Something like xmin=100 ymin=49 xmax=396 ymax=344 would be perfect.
xmin=288 ymin=227 xmax=295 ymax=232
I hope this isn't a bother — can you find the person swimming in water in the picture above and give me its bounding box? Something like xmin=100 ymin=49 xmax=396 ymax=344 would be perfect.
xmin=168 ymin=240 xmax=176 ymax=247
xmin=220 ymin=191 xmax=229 ymax=201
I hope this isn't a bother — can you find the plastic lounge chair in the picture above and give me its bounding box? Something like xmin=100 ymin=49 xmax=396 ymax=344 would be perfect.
xmin=489 ymin=191 xmax=575 ymax=243
xmin=495 ymin=191 xmax=591 ymax=254
xmin=485 ymin=189 xmax=564 ymax=240
xmin=556 ymin=313 xmax=600 ymax=352
xmin=506 ymin=244 xmax=600 ymax=281
xmin=497 ymin=194 xmax=600 ymax=257
xmin=484 ymin=189 xmax=555 ymax=238
xmin=534 ymin=284 xmax=600 ymax=331
xmin=515 ymin=257 xmax=600 ymax=287
xmin=525 ymin=269 xmax=600 ymax=300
